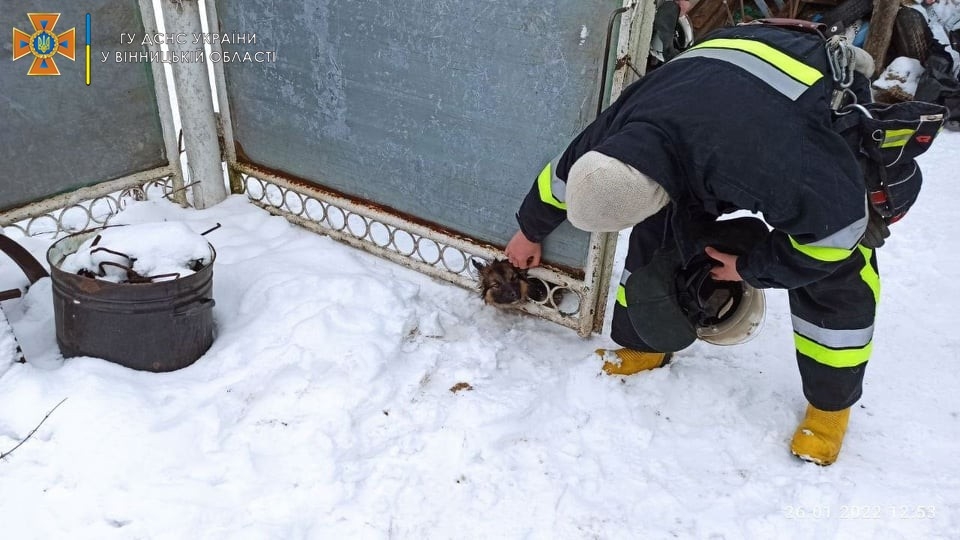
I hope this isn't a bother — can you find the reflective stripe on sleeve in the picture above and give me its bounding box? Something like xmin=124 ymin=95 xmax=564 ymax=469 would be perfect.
xmin=616 ymin=268 xmax=631 ymax=307
xmin=616 ymin=285 xmax=627 ymax=307
xmin=788 ymin=237 xmax=856 ymax=262
xmin=881 ymin=128 xmax=916 ymax=148
xmin=788 ymin=203 xmax=868 ymax=262
xmin=536 ymin=154 xmax=567 ymax=210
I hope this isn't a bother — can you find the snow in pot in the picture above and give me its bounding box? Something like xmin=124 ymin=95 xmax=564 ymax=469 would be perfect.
xmin=47 ymin=222 xmax=217 ymax=372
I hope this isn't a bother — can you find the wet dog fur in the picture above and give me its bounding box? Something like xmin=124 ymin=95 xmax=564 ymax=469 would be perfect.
xmin=472 ymin=259 xmax=547 ymax=306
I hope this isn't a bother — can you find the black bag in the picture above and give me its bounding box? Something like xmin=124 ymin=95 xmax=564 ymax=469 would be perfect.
xmin=914 ymin=50 xmax=960 ymax=132
xmin=855 ymin=101 xmax=946 ymax=224
xmin=746 ymin=19 xmax=947 ymax=226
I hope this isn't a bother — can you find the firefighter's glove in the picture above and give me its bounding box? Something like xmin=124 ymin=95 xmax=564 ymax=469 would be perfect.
xmin=861 ymin=209 xmax=890 ymax=249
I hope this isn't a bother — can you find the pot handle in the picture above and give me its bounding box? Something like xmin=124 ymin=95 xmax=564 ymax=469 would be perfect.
xmin=0 ymin=234 xmax=49 ymax=300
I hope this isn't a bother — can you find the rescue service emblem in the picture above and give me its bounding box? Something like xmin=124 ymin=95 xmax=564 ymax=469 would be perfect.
xmin=12 ymin=13 xmax=76 ymax=76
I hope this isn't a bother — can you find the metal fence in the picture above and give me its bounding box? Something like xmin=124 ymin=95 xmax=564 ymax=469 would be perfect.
xmin=0 ymin=0 xmax=181 ymax=233
xmin=207 ymin=0 xmax=655 ymax=335
xmin=1 ymin=0 xmax=655 ymax=337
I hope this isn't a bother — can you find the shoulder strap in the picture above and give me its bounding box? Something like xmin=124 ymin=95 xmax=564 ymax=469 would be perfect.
xmin=739 ymin=18 xmax=828 ymax=37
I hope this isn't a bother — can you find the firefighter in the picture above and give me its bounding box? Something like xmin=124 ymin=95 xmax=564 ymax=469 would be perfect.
xmin=505 ymin=22 xmax=883 ymax=466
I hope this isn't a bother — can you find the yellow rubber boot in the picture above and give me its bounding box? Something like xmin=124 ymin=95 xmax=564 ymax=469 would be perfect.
xmin=597 ymin=348 xmax=671 ymax=376
xmin=790 ymin=404 xmax=851 ymax=466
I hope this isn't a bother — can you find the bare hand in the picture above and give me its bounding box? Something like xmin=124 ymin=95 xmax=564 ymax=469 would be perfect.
xmin=705 ymin=246 xmax=742 ymax=282
xmin=505 ymin=230 xmax=542 ymax=269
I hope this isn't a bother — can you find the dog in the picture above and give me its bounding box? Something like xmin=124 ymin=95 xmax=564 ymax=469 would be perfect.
xmin=472 ymin=259 xmax=547 ymax=306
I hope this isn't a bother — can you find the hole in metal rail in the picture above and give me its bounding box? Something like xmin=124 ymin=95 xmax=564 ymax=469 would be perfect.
xmin=346 ymin=213 xmax=368 ymax=238
xmin=304 ymin=197 xmax=325 ymax=222
xmin=440 ymin=246 xmax=467 ymax=274
xmin=264 ymin=183 xmax=284 ymax=207
xmin=143 ymin=178 xmax=172 ymax=199
xmin=325 ymin=205 xmax=346 ymax=231
xmin=246 ymin=176 xmax=265 ymax=200
xmin=57 ymin=205 xmax=91 ymax=233
xmin=369 ymin=221 xmax=391 ymax=248
xmin=556 ymin=288 xmax=582 ymax=316
xmin=116 ymin=189 xmax=141 ymax=209
xmin=90 ymin=196 xmax=121 ymax=223
xmin=416 ymin=237 xmax=441 ymax=265
xmin=393 ymin=229 xmax=416 ymax=256
xmin=284 ymin=190 xmax=305 ymax=215
xmin=25 ymin=214 xmax=60 ymax=238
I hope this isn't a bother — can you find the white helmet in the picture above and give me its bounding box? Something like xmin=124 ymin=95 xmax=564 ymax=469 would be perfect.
xmin=677 ymin=263 xmax=766 ymax=346
xmin=695 ymin=283 xmax=766 ymax=346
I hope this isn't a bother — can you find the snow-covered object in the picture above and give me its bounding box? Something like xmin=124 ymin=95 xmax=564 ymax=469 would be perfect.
xmin=923 ymin=0 xmax=960 ymax=31
xmin=59 ymin=222 xmax=212 ymax=283
xmin=873 ymin=56 xmax=925 ymax=99
xmin=916 ymin=0 xmax=960 ymax=78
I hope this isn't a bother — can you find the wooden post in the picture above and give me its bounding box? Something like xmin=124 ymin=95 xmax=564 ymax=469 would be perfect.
xmin=863 ymin=1 xmax=900 ymax=78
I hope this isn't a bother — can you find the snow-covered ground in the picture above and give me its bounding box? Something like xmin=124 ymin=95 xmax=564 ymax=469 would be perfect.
xmin=1 ymin=132 xmax=959 ymax=538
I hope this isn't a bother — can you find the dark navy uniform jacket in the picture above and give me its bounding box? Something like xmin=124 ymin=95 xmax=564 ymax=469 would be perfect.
xmin=516 ymin=24 xmax=871 ymax=290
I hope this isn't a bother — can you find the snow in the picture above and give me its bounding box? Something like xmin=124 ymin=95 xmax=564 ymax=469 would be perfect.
xmin=0 ymin=310 xmax=18 ymax=365
xmin=917 ymin=0 xmax=960 ymax=78
xmin=58 ymin=222 xmax=213 ymax=282
xmin=873 ymin=57 xmax=925 ymax=98
xmin=2 ymin=135 xmax=960 ymax=537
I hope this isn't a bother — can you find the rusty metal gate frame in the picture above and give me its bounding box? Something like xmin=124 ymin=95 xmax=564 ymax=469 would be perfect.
xmin=205 ymin=0 xmax=655 ymax=337
xmin=0 ymin=0 xmax=183 ymax=238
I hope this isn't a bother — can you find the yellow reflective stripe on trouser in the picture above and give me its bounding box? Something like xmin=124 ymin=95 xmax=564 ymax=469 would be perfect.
xmin=794 ymin=335 xmax=872 ymax=368
xmin=881 ymin=128 xmax=916 ymax=148
xmin=616 ymin=268 xmax=631 ymax=307
xmin=858 ymin=245 xmax=880 ymax=304
xmin=677 ymin=38 xmax=823 ymax=100
xmin=536 ymin=155 xmax=566 ymax=210
xmin=793 ymin=246 xmax=878 ymax=368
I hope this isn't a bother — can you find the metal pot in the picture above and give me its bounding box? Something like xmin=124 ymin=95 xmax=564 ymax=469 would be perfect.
xmin=47 ymin=226 xmax=216 ymax=372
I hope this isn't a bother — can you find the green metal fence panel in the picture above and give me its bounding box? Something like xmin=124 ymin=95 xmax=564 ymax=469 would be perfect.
xmin=0 ymin=1 xmax=166 ymax=212
xmin=216 ymin=0 xmax=620 ymax=269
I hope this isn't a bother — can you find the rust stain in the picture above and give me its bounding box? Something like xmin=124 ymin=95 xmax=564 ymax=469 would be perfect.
xmin=76 ymin=277 xmax=104 ymax=294
xmin=230 ymin=141 xmax=585 ymax=279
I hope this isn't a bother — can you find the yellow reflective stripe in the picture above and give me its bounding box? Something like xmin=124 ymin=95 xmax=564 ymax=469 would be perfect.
xmin=795 ymin=333 xmax=872 ymax=368
xmin=789 ymin=236 xmax=856 ymax=262
xmin=881 ymin=128 xmax=916 ymax=148
xmin=616 ymin=285 xmax=627 ymax=307
xmin=858 ymin=245 xmax=880 ymax=304
xmin=690 ymin=38 xmax=823 ymax=86
xmin=537 ymin=162 xmax=566 ymax=210
xmin=793 ymin=245 xmax=878 ymax=369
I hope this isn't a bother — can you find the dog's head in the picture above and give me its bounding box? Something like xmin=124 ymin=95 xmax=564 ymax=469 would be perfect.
xmin=472 ymin=259 xmax=530 ymax=306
